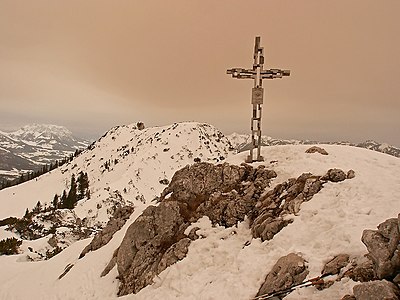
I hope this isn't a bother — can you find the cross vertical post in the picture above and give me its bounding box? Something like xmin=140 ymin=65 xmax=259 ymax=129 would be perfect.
xmin=227 ymin=37 xmax=290 ymax=162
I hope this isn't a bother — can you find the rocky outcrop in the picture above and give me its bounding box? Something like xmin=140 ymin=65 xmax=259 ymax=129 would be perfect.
xmin=361 ymin=215 xmax=400 ymax=280
xmin=79 ymin=206 xmax=134 ymax=258
xmin=332 ymin=215 xmax=400 ymax=299
xmin=251 ymin=173 xmax=325 ymax=241
xmin=353 ymin=280 xmax=400 ymax=300
xmin=322 ymin=254 xmax=350 ymax=275
xmin=256 ymin=253 xmax=309 ymax=297
xmin=344 ymin=256 xmax=377 ymax=282
xmin=114 ymin=162 xmax=277 ymax=295
xmin=321 ymin=168 xmax=347 ymax=182
xmin=116 ymin=201 xmax=189 ymax=295
xmin=305 ymin=146 xmax=329 ymax=155
xmin=112 ymin=162 xmax=351 ymax=295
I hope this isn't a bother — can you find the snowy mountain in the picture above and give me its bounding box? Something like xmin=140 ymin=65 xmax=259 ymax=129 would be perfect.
xmin=0 ymin=124 xmax=88 ymax=183
xmin=0 ymin=122 xmax=399 ymax=300
xmin=227 ymin=132 xmax=400 ymax=158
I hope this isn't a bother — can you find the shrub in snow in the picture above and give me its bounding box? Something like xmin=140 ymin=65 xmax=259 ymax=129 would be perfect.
xmin=0 ymin=237 xmax=22 ymax=255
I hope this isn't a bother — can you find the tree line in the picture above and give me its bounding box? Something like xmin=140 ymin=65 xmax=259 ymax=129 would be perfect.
xmin=0 ymin=149 xmax=84 ymax=190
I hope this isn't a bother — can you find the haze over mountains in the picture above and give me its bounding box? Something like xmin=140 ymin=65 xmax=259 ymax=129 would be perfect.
xmin=0 ymin=121 xmax=398 ymax=299
xmin=227 ymin=133 xmax=400 ymax=158
xmin=0 ymin=124 xmax=88 ymax=183
xmin=1 ymin=123 xmax=399 ymax=189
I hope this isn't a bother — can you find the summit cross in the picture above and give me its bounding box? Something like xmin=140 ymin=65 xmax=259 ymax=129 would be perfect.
xmin=227 ymin=36 xmax=290 ymax=162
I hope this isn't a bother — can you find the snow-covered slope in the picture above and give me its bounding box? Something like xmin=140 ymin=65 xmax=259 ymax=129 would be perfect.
xmin=0 ymin=125 xmax=399 ymax=299
xmin=0 ymin=122 xmax=232 ymax=221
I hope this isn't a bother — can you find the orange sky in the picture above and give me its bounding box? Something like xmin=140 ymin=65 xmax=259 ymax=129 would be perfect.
xmin=0 ymin=0 xmax=399 ymax=146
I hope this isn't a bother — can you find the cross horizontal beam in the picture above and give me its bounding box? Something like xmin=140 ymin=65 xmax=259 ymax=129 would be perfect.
xmin=227 ymin=68 xmax=290 ymax=79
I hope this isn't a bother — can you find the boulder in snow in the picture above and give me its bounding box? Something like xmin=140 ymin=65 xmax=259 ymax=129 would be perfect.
xmin=353 ymin=280 xmax=400 ymax=300
xmin=361 ymin=216 xmax=400 ymax=280
xmin=256 ymin=253 xmax=309 ymax=298
xmin=305 ymin=146 xmax=329 ymax=155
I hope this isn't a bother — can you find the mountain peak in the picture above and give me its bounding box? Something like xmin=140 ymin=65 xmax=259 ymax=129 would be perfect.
xmin=10 ymin=124 xmax=73 ymax=141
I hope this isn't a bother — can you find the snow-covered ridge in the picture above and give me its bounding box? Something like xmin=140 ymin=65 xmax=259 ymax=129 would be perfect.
xmin=227 ymin=133 xmax=400 ymax=158
xmin=0 ymin=122 xmax=234 ymax=221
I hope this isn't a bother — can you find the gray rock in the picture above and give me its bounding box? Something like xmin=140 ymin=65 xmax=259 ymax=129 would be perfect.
xmin=322 ymin=254 xmax=350 ymax=275
xmin=112 ymin=162 xmax=350 ymax=295
xmin=256 ymin=253 xmax=309 ymax=297
xmin=361 ymin=217 xmax=400 ymax=280
xmin=305 ymin=146 xmax=329 ymax=155
xmin=321 ymin=168 xmax=347 ymax=182
xmin=341 ymin=295 xmax=356 ymax=300
xmin=252 ymin=216 xmax=293 ymax=241
xmin=157 ymin=238 xmax=191 ymax=273
xmin=116 ymin=201 xmax=189 ymax=295
xmin=80 ymin=206 xmax=134 ymax=258
xmin=347 ymin=169 xmax=356 ymax=179
xmin=353 ymin=280 xmax=400 ymax=300
xmin=345 ymin=256 xmax=376 ymax=282
xmin=101 ymin=247 xmax=119 ymax=277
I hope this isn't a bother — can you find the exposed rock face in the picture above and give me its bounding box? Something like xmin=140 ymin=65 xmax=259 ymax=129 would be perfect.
xmin=80 ymin=206 xmax=134 ymax=258
xmin=353 ymin=280 xmax=400 ymax=300
xmin=251 ymin=173 xmax=324 ymax=241
xmin=256 ymin=253 xmax=309 ymax=297
xmin=115 ymin=162 xmax=277 ymax=295
xmin=361 ymin=216 xmax=400 ymax=280
xmin=305 ymin=146 xmax=329 ymax=155
xmin=344 ymin=256 xmax=377 ymax=282
xmin=116 ymin=201 xmax=188 ymax=295
xmin=113 ymin=162 xmax=350 ymax=295
xmin=322 ymin=254 xmax=350 ymax=275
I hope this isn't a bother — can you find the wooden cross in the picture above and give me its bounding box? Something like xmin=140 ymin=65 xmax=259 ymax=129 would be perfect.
xmin=227 ymin=36 xmax=290 ymax=162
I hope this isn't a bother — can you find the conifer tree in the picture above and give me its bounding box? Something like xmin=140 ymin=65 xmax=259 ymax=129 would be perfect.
xmin=52 ymin=194 xmax=59 ymax=209
xmin=65 ymin=174 xmax=77 ymax=209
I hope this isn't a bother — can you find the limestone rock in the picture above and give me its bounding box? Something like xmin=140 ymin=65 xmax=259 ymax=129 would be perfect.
xmin=136 ymin=122 xmax=145 ymax=130
xmin=256 ymin=253 xmax=309 ymax=297
xmin=112 ymin=162 xmax=350 ymax=295
xmin=80 ymin=206 xmax=134 ymax=258
xmin=322 ymin=254 xmax=350 ymax=275
xmin=361 ymin=217 xmax=400 ymax=280
xmin=344 ymin=256 xmax=377 ymax=282
xmin=251 ymin=172 xmax=324 ymax=241
xmin=347 ymin=169 xmax=356 ymax=179
xmin=116 ymin=201 xmax=188 ymax=295
xmin=353 ymin=280 xmax=400 ymax=300
xmin=305 ymin=146 xmax=328 ymax=155
xmin=321 ymin=168 xmax=347 ymax=182
xmin=341 ymin=295 xmax=356 ymax=300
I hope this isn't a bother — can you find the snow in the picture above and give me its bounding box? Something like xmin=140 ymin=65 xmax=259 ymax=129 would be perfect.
xmin=0 ymin=128 xmax=399 ymax=300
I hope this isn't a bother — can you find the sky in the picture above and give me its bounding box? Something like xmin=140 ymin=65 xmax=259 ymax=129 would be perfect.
xmin=0 ymin=0 xmax=399 ymax=146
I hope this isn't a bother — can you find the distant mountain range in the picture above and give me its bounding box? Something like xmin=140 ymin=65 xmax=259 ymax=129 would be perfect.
xmin=0 ymin=124 xmax=89 ymax=183
xmin=226 ymin=133 xmax=400 ymax=158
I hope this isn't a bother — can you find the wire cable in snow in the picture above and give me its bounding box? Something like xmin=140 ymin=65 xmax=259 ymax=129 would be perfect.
xmin=250 ymin=273 xmax=333 ymax=300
